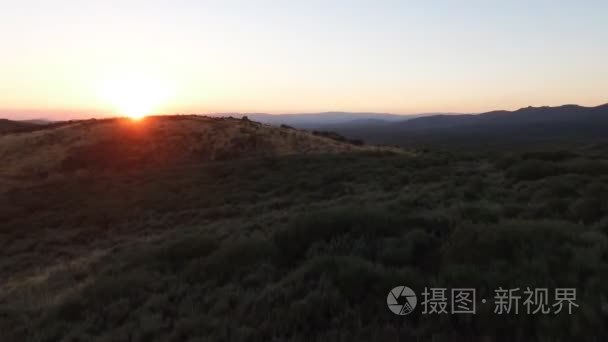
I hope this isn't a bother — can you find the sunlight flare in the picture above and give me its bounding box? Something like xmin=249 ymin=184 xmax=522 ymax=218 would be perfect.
xmin=99 ymin=74 xmax=172 ymax=119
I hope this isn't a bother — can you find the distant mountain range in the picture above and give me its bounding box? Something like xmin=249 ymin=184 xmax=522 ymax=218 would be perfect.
xmin=398 ymin=104 xmax=608 ymax=130
xmin=3 ymin=104 xmax=608 ymax=146
xmin=0 ymin=119 xmax=40 ymax=134
xmin=306 ymin=104 xmax=608 ymax=146
xmin=213 ymin=112 xmax=449 ymax=129
xmin=210 ymin=104 xmax=608 ymax=146
xmin=0 ymin=118 xmax=54 ymax=134
xmin=19 ymin=119 xmax=53 ymax=125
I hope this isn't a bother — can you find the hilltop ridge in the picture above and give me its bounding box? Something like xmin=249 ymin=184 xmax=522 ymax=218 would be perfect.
xmin=0 ymin=115 xmax=397 ymax=187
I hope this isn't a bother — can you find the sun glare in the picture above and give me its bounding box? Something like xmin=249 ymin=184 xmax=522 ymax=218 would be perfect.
xmin=99 ymin=75 xmax=171 ymax=120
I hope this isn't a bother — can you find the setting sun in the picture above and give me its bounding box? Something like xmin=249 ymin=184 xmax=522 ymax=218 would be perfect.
xmin=99 ymin=75 xmax=172 ymax=120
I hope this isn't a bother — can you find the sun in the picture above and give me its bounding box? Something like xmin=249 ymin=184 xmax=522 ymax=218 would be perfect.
xmin=99 ymin=75 xmax=171 ymax=120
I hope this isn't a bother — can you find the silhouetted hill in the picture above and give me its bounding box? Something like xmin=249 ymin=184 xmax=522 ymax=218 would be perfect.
xmin=19 ymin=119 xmax=52 ymax=125
xmin=0 ymin=115 xmax=398 ymax=187
xmin=402 ymin=104 xmax=608 ymax=130
xmin=214 ymin=112 xmax=446 ymax=130
xmin=325 ymin=103 xmax=608 ymax=146
xmin=0 ymin=119 xmax=38 ymax=134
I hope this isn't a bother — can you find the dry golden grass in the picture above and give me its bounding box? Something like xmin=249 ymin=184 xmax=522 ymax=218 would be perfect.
xmin=0 ymin=115 xmax=401 ymax=188
xmin=0 ymin=115 xmax=407 ymax=315
xmin=0 ymin=249 xmax=105 ymax=311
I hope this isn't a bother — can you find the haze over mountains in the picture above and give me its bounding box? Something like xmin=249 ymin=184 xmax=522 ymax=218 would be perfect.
xmin=0 ymin=119 xmax=40 ymax=134
xmin=221 ymin=112 xmax=439 ymax=129
xmin=2 ymin=103 xmax=607 ymax=146
xmin=250 ymin=104 xmax=608 ymax=146
xmin=398 ymin=103 xmax=608 ymax=129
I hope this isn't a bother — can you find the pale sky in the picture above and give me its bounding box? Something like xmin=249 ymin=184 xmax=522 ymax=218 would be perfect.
xmin=1 ymin=0 xmax=607 ymax=119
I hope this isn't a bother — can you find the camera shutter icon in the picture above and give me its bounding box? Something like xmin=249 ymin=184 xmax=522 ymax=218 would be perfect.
xmin=387 ymin=286 xmax=417 ymax=315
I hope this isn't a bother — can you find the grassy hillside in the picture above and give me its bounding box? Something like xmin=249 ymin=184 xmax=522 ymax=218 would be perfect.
xmin=1 ymin=119 xmax=608 ymax=341
xmin=0 ymin=115 xmax=390 ymax=190
xmin=0 ymin=119 xmax=39 ymax=134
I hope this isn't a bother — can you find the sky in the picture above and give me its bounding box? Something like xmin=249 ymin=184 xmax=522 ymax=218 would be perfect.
xmin=1 ymin=0 xmax=607 ymax=120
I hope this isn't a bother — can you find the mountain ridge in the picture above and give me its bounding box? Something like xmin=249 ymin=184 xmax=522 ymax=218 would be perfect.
xmin=0 ymin=119 xmax=39 ymax=134
xmin=210 ymin=111 xmax=450 ymax=129
xmin=317 ymin=103 xmax=608 ymax=145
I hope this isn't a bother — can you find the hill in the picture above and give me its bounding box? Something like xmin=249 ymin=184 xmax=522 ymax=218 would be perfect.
xmin=321 ymin=103 xmax=608 ymax=146
xmin=0 ymin=115 xmax=391 ymax=188
xmin=2 ymin=138 xmax=608 ymax=341
xmin=19 ymin=119 xmax=53 ymax=125
xmin=2 ymin=112 xmax=608 ymax=341
xmin=400 ymin=103 xmax=608 ymax=130
xmin=213 ymin=112 xmax=442 ymax=130
xmin=0 ymin=119 xmax=39 ymax=134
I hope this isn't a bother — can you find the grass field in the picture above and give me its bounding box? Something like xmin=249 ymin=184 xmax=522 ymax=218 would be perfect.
xmin=2 ymin=142 xmax=608 ymax=341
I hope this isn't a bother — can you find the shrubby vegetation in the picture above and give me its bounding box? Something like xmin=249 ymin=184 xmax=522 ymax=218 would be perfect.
xmin=2 ymin=146 xmax=608 ymax=341
xmin=312 ymin=130 xmax=364 ymax=146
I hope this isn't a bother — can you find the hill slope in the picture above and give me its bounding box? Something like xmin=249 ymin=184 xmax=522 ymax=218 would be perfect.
xmin=0 ymin=115 xmax=390 ymax=186
xmin=326 ymin=103 xmax=608 ymax=146
xmin=2 ymin=141 xmax=608 ymax=341
xmin=401 ymin=103 xmax=608 ymax=130
xmin=0 ymin=119 xmax=39 ymax=134
xmin=213 ymin=112 xmax=443 ymax=130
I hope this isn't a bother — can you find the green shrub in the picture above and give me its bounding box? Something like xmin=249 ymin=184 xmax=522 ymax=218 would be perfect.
xmin=493 ymin=153 xmax=520 ymax=169
xmin=151 ymin=234 xmax=218 ymax=269
xmin=442 ymin=220 xmax=585 ymax=284
xmin=530 ymin=197 xmax=570 ymax=218
xmin=569 ymin=198 xmax=606 ymax=223
xmin=507 ymin=160 xmax=561 ymax=181
xmin=186 ymin=237 xmax=278 ymax=284
xmin=533 ymin=176 xmax=581 ymax=199
xmin=377 ymin=229 xmax=437 ymax=267
xmin=562 ymin=158 xmax=608 ymax=176
xmin=596 ymin=218 xmax=608 ymax=236
xmin=273 ymin=207 xmax=404 ymax=263
xmin=81 ymin=270 xmax=155 ymax=308
xmin=521 ymin=150 xmax=578 ymax=162
xmin=451 ymin=201 xmax=503 ymax=223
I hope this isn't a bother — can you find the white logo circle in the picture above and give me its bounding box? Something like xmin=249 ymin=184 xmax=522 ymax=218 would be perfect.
xmin=387 ymin=286 xmax=417 ymax=315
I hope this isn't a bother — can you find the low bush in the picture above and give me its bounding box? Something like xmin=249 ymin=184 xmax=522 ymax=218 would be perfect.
xmin=507 ymin=160 xmax=562 ymax=181
xmin=187 ymin=237 xmax=278 ymax=284
xmin=273 ymin=206 xmax=404 ymax=263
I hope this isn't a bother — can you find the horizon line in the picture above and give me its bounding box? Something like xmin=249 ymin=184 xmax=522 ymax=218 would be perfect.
xmin=2 ymin=101 xmax=607 ymax=121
